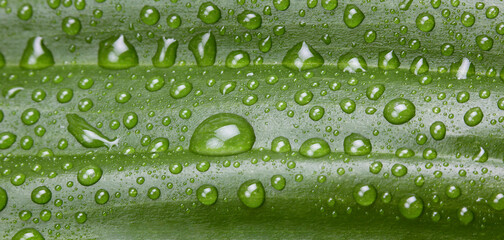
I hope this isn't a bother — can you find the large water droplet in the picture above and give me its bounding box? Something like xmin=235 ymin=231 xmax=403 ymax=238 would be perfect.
xmin=12 ymin=228 xmax=44 ymax=240
xmin=237 ymin=10 xmax=262 ymax=29
xmin=152 ymin=37 xmax=178 ymax=68
xmin=0 ymin=132 xmax=17 ymax=149
xmin=271 ymin=136 xmax=291 ymax=153
xmin=398 ymin=195 xmax=423 ymax=219
xmin=147 ymin=137 xmax=169 ymax=153
xmin=271 ymin=175 xmax=286 ymax=190
xmin=344 ymin=133 xmax=372 ymax=156
xmin=198 ymin=2 xmax=221 ymax=24
xmin=20 ymin=37 xmax=55 ymax=70
xmin=416 ymin=12 xmax=435 ymax=32
xmin=273 ymin=0 xmax=290 ymax=11
xmin=189 ymin=31 xmax=217 ymax=67
xmin=282 ymin=41 xmax=324 ymax=71
xmin=344 ymin=4 xmax=365 ymax=28
xmin=31 ymin=186 xmax=52 ymax=204
xmin=410 ymin=56 xmax=429 ymax=75
xmin=353 ymin=184 xmax=377 ymax=206
xmin=238 ymin=179 xmax=265 ymax=208
xmin=190 ymin=113 xmax=255 ymax=156
xmin=77 ymin=165 xmax=103 ymax=186
xmin=383 ymin=98 xmax=416 ymax=125
xmin=489 ymin=192 xmax=504 ymax=210
xmin=337 ymin=52 xmax=367 ymax=73
xmin=170 ymin=81 xmax=193 ymax=99
xmin=0 ymin=187 xmax=7 ymax=212
xmin=66 ymin=114 xmax=119 ymax=149
xmin=98 ymin=35 xmax=138 ymax=69
xmin=197 ymin=184 xmax=218 ymax=205
xmin=62 ymin=17 xmax=82 ymax=36
xmin=430 ymin=121 xmax=446 ymax=140
xmin=226 ymin=50 xmax=250 ymax=68
xmin=299 ymin=138 xmax=330 ymax=158
xmin=140 ymin=5 xmax=160 ymax=25
xmin=378 ymin=50 xmax=400 ymax=70
xmin=464 ymin=107 xmax=483 ymax=127
xmin=457 ymin=207 xmax=474 ymax=225
xmin=472 ymin=146 xmax=488 ymax=163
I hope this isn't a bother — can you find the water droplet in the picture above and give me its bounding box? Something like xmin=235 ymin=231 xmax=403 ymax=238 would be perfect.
xmin=189 ymin=31 xmax=217 ymax=67
xmin=486 ymin=6 xmax=499 ymax=19
xmin=476 ymin=35 xmax=493 ymax=51
xmin=258 ymin=36 xmax=272 ymax=53
xmin=322 ymin=0 xmax=338 ymax=10
xmin=383 ymin=98 xmax=415 ymax=125
xmin=294 ymin=89 xmax=313 ymax=105
xmin=20 ymin=37 xmax=55 ymax=70
xmin=62 ymin=16 xmax=81 ymax=35
xmin=123 ymin=112 xmax=138 ymax=129
xmin=198 ymin=2 xmax=221 ymax=24
xmin=430 ymin=121 xmax=446 ymax=140
xmin=167 ymin=14 xmax=181 ymax=28
xmin=238 ymin=179 xmax=265 ymax=208
xmin=31 ymin=186 xmax=52 ymax=204
xmin=410 ymin=56 xmax=429 ymax=75
xmin=140 ymin=5 xmax=160 ymax=25
xmin=339 ymin=98 xmax=356 ymax=114
xmin=75 ymin=212 xmax=87 ymax=224
xmin=21 ymin=108 xmax=40 ymax=126
xmin=353 ymin=184 xmax=377 ymax=206
xmin=299 ymin=138 xmax=330 ymax=158
xmin=472 ymin=146 xmax=488 ymax=163
xmin=67 ymin=114 xmax=119 ymax=148
xmin=197 ymin=184 xmax=218 ymax=205
xmin=309 ymin=106 xmax=325 ymax=121
xmin=423 ymin=148 xmax=437 ymax=160
xmin=147 ymin=187 xmax=161 ymax=200
xmin=398 ymin=195 xmax=423 ymax=219
xmin=273 ymin=0 xmax=290 ymax=11
xmin=0 ymin=187 xmax=6 ymax=212
xmin=226 ymin=50 xmax=250 ymax=68
xmin=366 ymin=84 xmax=385 ymax=100
xmin=445 ymin=185 xmax=461 ymax=199
xmin=461 ymin=12 xmax=475 ymax=27
xmin=457 ymin=207 xmax=473 ymax=225
xmin=98 ymin=35 xmax=138 ymax=69
xmin=450 ymin=58 xmax=475 ymax=80
xmin=391 ymin=164 xmax=407 ymax=177
xmin=95 ymin=189 xmax=109 ymax=204
xmin=344 ymin=4 xmax=365 ymax=28
xmin=337 ymin=52 xmax=367 ymax=73
xmin=271 ymin=136 xmax=291 ymax=153
xmin=170 ymin=81 xmax=193 ymax=99
xmin=395 ymin=148 xmax=415 ymax=158
xmin=464 ymin=107 xmax=483 ymax=127
xmin=148 ymin=137 xmax=169 ymax=153
xmin=282 ymin=41 xmax=324 ymax=71
xmin=12 ymin=228 xmax=44 ymax=240
xmin=238 ymin=10 xmax=262 ymax=29
xmin=190 ymin=113 xmax=255 ymax=156
xmin=378 ymin=50 xmax=400 ymax=70
xmin=48 ymin=0 xmax=61 ymax=9
xmin=271 ymin=175 xmax=286 ymax=191
xmin=489 ymin=192 xmax=504 ymax=210
xmin=77 ymin=165 xmax=103 ymax=186
xmin=416 ymin=12 xmax=435 ymax=32
xmin=17 ymin=4 xmax=33 ymax=21
xmin=152 ymin=37 xmax=178 ymax=68
xmin=344 ymin=133 xmax=371 ymax=156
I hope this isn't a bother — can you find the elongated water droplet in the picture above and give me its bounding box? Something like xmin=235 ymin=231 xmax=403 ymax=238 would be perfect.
xmin=258 ymin=36 xmax=272 ymax=53
xmin=344 ymin=133 xmax=372 ymax=156
xmin=20 ymin=37 xmax=55 ymax=70
xmin=98 ymin=35 xmax=138 ymax=69
xmin=190 ymin=113 xmax=255 ymax=156
xmin=152 ymin=37 xmax=178 ymax=68
xmin=0 ymin=187 xmax=7 ymax=212
xmin=430 ymin=121 xmax=446 ymax=140
xmin=282 ymin=41 xmax=324 ymax=71
xmin=450 ymin=58 xmax=475 ymax=80
xmin=472 ymin=146 xmax=488 ymax=163
xmin=66 ymin=114 xmax=119 ymax=149
xmin=344 ymin=4 xmax=365 ymax=28
xmin=189 ymin=31 xmax=217 ymax=67
xmin=337 ymin=52 xmax=367 ymax=73
xmin=399 ymin=0 xmax=413 ymax=10
xmin=299 ymin=138 xmax=330 ymax=158
xmin=238 ymin=179 xmax=265 ymax=208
